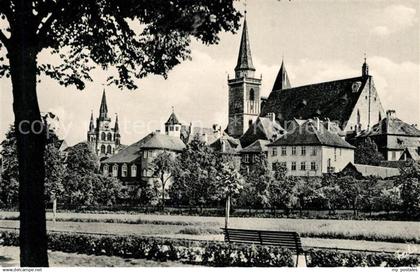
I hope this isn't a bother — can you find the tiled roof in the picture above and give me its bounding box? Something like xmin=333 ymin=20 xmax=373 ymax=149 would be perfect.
xmin=240 ymin=139 xmax=270 ymax=153
xmin=358 ymin=117 xmax=420 ymax=137
xmin=210 ymin=135 xmax=242 ymax=155
xmin=272 ymin=60 xmax=291 ymax=91
xmin=102 ymin=132 xmax=185 ymax=164
xmin=261 ymin=76 xmax=370 ymax=129
xmin=268 ymin=119 xmax=355 ymax=149
xmin=343 ymin=162 xmax=400 ymax=178
xmin=240 ymin=117 xmax=284 ymax=148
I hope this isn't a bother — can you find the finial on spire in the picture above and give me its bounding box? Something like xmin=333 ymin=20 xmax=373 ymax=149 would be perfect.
xmin=172 ymin=106 xmax=175 ymax=113
xmin=362 ymin=53 xmax=369 ymax=77
xmin=244 ymin=0 xmax=247 ymax=17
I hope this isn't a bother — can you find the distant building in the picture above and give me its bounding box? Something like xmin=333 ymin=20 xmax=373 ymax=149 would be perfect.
xmin=239 ymin=114 xmax=284 ymax=148
xmin=341 ymin=162 xmax=400 ymax=179
xmin=209 ymin=135 xmax=242 ymax=169
xmin=267 ymin=118 xmax=355 ymax=176
xmin=351 ymin=110 xmax=420 ymax=161
xmin=87 ymin=91 xmax=121 ymax=160
xmin=101 ymin=131 xmax=185 ymax=187
xmin=226 ymin=17 xmax=385 ymax=145
xmin=240 ymin=139 xmax=270 ymax=172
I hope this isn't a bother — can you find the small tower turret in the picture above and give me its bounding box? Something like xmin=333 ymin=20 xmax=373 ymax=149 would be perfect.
xmin=165 ymin=107 xmax=182 ymax=138
xmin=114 ymin=113 xmax=120 ymax=145
xmin=362 ymin=56 xmax=369 ymax=77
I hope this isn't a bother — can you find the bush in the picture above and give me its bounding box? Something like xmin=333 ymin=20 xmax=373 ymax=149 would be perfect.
xmin=307 ymin=249 xmax=419 ymax=267
xmin=177 ymin=227 xmax=221 ymax=235
xmin=1 ymin=231 xmax=418 ymax=267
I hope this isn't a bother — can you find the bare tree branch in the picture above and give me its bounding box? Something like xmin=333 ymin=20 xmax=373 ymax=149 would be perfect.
xmin=35 ymin=0 xmax=67 ymax=40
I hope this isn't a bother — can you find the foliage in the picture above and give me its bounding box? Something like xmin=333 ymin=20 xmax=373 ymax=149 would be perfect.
xmin=1 ymin=230 xmax=418 ymax=267
xmin=0 ymin=126 xmax=19 ymax=207
xmin=307 ymin=249 xmax=419 ymax=267
xmin=62 ymin=142 xmax=123 ymax=206
xmin=354 ymin=138 xmax=384 ymax=166
xmin=44 ymin=143 xmax=65 ymax=203
xmin=397 ymin=161 xmax=420 ymax=216
xmin=150 ymin=151 xmax=178 ymax=209
xmin=213 ymin=159 xmax=244 ymax=201
xmin=169 ymin=137 xmax=219 ymax=209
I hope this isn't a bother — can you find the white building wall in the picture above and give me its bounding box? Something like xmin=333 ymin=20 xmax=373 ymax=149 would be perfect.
xmin=268 ymin=145 xmax=354 ymax=176
xmin=321 ymin=146 xmax=354 ymax=173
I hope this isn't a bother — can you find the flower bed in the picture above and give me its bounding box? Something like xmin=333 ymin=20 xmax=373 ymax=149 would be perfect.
xmin=0 ymin=230 xmax=418 ymax=267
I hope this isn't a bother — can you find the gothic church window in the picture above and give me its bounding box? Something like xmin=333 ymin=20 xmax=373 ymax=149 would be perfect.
xmin=100 ymin=145 xmax=105 ymax=154
xmin=107 ymin=145 xmax=112 ymax=154
xmin=107 ymin=133 xmax=112 ymax=141
xmin=357 ymin=109 xmax=361 ymax=125
xmin=101 ymin=132 xmax=106 ymax=140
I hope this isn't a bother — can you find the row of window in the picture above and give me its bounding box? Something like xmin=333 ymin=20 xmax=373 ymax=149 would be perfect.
xmin=103 ymin=164 xmax=137 ymax=177
xmin=100 ymin=132 xmax=117 ymax=141
xmin=271 ymin=146 xmax=317 ymax=157
xmin=274 ymin=161 xmax=318 ymax=171
xmin=100 ymin=145 xmax=113 ymax=154
xmin=166 ymin=125 xmax=180 ymax=132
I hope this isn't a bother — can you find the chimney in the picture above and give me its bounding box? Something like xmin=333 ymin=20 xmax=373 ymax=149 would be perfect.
xmin=267 ymin=112 xmax=276 ymax=122
xmin=386 ymin=110 xmax=396 ymax=119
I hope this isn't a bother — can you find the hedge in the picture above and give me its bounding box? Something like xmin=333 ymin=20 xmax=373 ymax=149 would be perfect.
xmin=0 ymin=231 xmax=418 ymax=267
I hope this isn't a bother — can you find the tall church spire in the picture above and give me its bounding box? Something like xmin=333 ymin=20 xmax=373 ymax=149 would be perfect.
xmin=114 ymin=113 xmax=119 ymax=132
xmin=99 ymin=90 xmax=108 ymax=119
xmin=235 ymin=17 xmax=255 ymax=78
xmin=89 ymin=110 xmax=94 ymax=131
xmin=272 ymin=59 xmax=291 ymax=91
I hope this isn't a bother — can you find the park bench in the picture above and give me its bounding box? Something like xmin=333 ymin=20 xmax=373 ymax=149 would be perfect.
xmin=222 ymin=228 xmax=306 ymax=267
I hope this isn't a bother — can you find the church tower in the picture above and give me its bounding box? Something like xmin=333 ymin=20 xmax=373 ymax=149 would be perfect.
xmin=165 ymin=108 xmax=182 ymax=138
xmin=87 ymin=90 xmax=121 ymax=159
xmin=226 ymin=16 xmax=262 ymax=138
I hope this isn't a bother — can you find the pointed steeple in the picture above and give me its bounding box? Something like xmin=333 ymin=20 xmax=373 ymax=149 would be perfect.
xmin=114 ymin=113 xmax=119 ymax=132
xmin=89 ymin=110 xmax=94 ymax=131
xmin=99 ymin=90 xmax=108 ymax=119
xmin=235 ymin=17 xmax=255 ymax=78
xmin=165 ymin=107 xmax=181 ymax=125
xmin=272 ymin=59 xmax=291 ymax=91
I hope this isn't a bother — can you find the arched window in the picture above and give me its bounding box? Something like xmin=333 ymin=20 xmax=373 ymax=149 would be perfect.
xmin=112 ymin=164 xmax=118 ymax=177
xmin=357 ymin=109 xmax=361 ymax=124
xmin=103 ymin=164 xmax=109 ymax=176
xmin=107 ymin=133 xmax=112 ymax=141
xmin=107 ymin=145 xmax=112 ymax=154
xmin=131 ymin=165 xmax=137 ymax=177
xmin=249 ymin=88 xmax=255 ymax=101
xmin=142 ymin=169 xmax=147 ymax=177
xmin=101 ymin=132 xmax=106 ymax=140
xmin=121 ymin=164 xmax=127 ymax=177
xmin=100 ymin=145 xmax=105 ymax=154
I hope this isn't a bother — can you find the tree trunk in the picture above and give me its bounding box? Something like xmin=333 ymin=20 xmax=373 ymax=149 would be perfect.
xmin=9 ymin=36 xmax=49 ymax=266
xmin=52 ymin=198 xmax=57 ymax=223
xmin=225 ymin=195 xmax=231 ymax=229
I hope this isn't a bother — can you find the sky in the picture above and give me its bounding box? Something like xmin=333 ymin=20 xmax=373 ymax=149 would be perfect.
xmin=0 ymin=0 xmax=419 ymax=146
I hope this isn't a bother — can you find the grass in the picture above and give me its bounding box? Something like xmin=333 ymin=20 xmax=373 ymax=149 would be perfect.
xmin=1 ymin=211 xmax=419 ymax=244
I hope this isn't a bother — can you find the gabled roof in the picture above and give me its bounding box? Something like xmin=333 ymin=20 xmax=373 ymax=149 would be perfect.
xmin=240 ymin=139 xmax=270 ymax=153
xmin=268 ymin=119 xmax=355 ymax=149
xmin=359 ymin=117 xmax=420 ymax=137
xmin=261 ymin=76 xmax=370 ymax=129
xmin=400 ymin=147 xmax=420 ymax=161
xmin=165 ymin=112 xmax=181 ymax=125
xmin=343 ymin=162 xmax=400 ymax=178
xmin=210 ymin=135 xmax=242 ymax=155
xmin=102 ymin=132 xmax=185 ymax=164
xmin=240 ymin=117 xmax=284 ymax=148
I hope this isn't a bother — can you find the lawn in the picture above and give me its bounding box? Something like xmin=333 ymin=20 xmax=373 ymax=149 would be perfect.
xmin=1 ymin=211 xmax=419 ymax=245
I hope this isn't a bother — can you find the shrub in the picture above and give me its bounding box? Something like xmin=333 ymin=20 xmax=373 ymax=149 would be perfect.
xmin=307 ymin=249 xmax=420 ymax=267
xmin=177 ymin=227 xmax=221 ymax=235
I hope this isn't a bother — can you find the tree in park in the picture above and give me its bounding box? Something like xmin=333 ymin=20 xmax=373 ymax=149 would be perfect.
xmin=170 ymin=137 xmax=218 ymax=211
xmin=150 ymin=150 xmax=179 ymax=210
xmin=0 ymin=126 xmax=19 ymax=207
xmin=0 ymin=0 xmax=241 ymax=266
xmin=354 ymin=138 xmax=384 ymax=166
xmin=337 ymin=175 xmax=363 ymax=216
xmin=214 ymin=159 xmax=244 ymax=228
xmin=396 ymin=160 xmax=420 ymax=216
